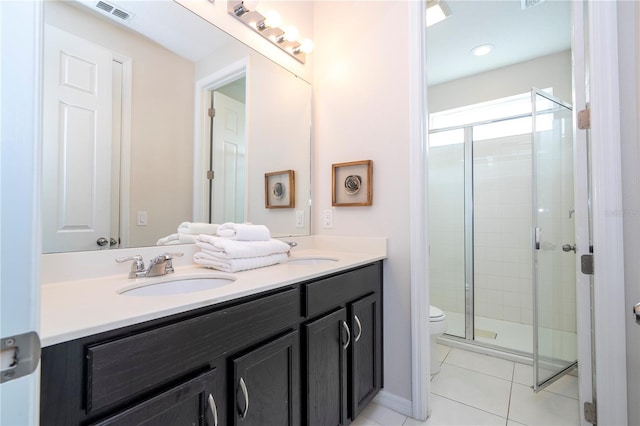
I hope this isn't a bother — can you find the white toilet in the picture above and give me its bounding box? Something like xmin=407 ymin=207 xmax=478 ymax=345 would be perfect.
xmin=429 ymin=305 xmax=448 ymax=374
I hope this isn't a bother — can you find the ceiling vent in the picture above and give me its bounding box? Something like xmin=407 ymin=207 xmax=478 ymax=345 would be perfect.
xmin=94 ymin=1 xmax=133 ymax=22
xmin=521 ymin=0 xmax=545 ymax=9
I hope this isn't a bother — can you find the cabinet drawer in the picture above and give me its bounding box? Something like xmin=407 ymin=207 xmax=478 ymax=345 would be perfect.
xmin=86 ymin=288 xmax=299 ymax=413
xmin=302 ymin=263 xmax=381 ymax=318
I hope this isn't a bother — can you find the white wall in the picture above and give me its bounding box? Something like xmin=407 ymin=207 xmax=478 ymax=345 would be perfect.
xmin=429 ymin=50 xmax=572 ymax=114
xmin=313 ymin=1 xmax=413 ymax=402
xmin=617 ymin=1 xmax=640 ymax=422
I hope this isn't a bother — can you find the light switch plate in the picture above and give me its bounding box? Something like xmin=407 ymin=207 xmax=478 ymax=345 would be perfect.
xmin=137 ymin=211 xmax=148 ymax=226
xmin=295 ymin=210 xmax=305 ymax=228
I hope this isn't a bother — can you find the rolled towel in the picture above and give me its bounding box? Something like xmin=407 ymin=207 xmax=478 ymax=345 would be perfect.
xmin=193 ymin=252 xmax=288 ymax=273
xmin=178 ymin=222 xmax=219 ymax=235
xmin=217 ymin=222 xmax=271 ymax=241
xmin=196 ymin=235 xmax=290 ymax=259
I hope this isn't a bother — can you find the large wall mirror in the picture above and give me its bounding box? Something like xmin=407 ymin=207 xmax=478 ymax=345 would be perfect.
xmin=42 ymin=0 xmax=312 ymax=254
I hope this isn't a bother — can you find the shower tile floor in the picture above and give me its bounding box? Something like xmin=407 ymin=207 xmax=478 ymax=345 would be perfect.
xmin=444 ymin=311 xmax=577 ymax=360
xmin=352 ymin=345 xmax=580 ymax=426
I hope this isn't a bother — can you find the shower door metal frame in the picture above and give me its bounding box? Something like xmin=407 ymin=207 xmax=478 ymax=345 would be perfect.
xmin=463 ymin=127 xmax=475 ymax=341
xmin=530 ymin=87 xmax=577 ymax=392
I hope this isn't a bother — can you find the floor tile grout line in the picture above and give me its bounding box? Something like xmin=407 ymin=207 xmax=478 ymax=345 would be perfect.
xmin=430 ymin=392 xmax=510 ymax=421
xmin=440 ymin=360 xmax=515 ymax=383
xmin=505 ymin=362 xmax=515 ymax=425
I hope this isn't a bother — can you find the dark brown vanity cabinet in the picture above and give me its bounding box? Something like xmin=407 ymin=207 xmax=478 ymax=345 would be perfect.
xmin=230 ymin=330 xmax=300 ymax=426
xmin=302 ymin=262 xmax=383 ymax=426
xmin=40 ymin=261 xmax=383 ymax=426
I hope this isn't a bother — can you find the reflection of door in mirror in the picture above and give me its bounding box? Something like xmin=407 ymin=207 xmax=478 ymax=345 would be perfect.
xmin=210 ymin=87 xmax=247 ymax=224
xmin=42 ymin=24 xmax=121 ymax=253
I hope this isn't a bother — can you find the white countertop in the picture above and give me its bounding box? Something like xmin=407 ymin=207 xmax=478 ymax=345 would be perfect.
xmin=41 ymin=239 xmax=386 ymax=347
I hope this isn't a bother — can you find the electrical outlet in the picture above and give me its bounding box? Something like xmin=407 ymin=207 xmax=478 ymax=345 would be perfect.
xmin=296 ymin=210 xmax=305 ymax=228
xmin=137 ymin=211 xmax=148 ymax=226
xmin=323 ymin=209 xmax=333 ymax=229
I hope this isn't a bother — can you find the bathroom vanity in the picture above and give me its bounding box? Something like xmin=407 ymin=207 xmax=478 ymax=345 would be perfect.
xmin=39 ymin=247 xmax=384 ymax=426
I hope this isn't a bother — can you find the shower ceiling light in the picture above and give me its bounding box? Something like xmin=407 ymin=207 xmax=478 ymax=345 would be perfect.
xmin=472 ymin=44 xmax=494 ymax=56
xmin=426 ymin=0 xmax=452 ymax=27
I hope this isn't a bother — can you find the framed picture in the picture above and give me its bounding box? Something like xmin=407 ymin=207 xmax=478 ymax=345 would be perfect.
xmin=265 ymin=170 xmax=295 ymax=208
xmin=332 ymin=160 xmax=373 ymax=206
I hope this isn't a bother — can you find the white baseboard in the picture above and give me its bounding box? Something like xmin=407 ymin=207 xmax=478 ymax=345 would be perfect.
xmin=373 ymin=390 xmax=413 ymax=418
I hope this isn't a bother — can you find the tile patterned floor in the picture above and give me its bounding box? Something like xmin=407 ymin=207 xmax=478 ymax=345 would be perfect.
xmin=352 ymin=345 xmax=580 ymax=426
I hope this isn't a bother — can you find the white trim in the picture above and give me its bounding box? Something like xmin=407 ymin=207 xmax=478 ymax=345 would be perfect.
xmin=408 ymin=0 xmax=430 ymax=422
xmin=588 ymin=2 xmax=629 ymax=424
xmin=192 ymin=58 xmax=249 ymax=223
xmin=113 ymin=54 xmax=132 ymax=249
xmin=570 ymin=2 xmax=593 ymax=424
xmin=0 ymin=0 xmax=43 ymax=423
xmin=373 ymin=390 xmax=413 ymax=418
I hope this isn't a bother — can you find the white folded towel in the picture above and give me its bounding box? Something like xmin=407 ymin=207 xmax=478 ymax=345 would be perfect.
xmin=157 ymin=233 xmax=179 ymax=245
xmin=193 ymin=251 xmax=288 ymax=273
xmin=178 ymin=222 xmax=219 ymax=235
xmin=157 ymin=233 xmax=199 ymax=245
xmin=196 ymin=235 xmax=290 ymax=259
xmin=217 ymin=222 xmax=271 ymax=241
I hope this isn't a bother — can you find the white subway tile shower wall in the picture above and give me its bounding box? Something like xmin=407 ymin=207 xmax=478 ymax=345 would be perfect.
xmin=429 ymin=132 xmax=576 ymax=336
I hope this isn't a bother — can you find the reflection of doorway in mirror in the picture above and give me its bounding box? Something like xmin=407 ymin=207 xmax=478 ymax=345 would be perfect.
xmin=42 ymin=25 xmax=129 ymax=253
xmin=209 ymin=87 xmax=247 ymax=224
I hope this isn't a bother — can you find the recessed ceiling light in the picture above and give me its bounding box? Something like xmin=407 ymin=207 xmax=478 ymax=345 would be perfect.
xmin=471 ymin=44 xmax=494 ymax=56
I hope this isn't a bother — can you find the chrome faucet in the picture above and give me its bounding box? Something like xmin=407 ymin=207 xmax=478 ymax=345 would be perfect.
xmin=116 ymin=252 xmax=184 ymax=279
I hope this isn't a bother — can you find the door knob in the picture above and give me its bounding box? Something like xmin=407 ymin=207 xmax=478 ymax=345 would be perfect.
xmin=562 ymin=243 xmax=576 ymax=253
xmin=96 ymin=237 xmax=109 ymax=247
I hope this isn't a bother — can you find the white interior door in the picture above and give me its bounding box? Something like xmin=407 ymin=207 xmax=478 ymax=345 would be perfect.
xmin=211 ymin=91 xmax=246 ymax=224
xmin=42 ymin=24 xmax=113 ymax=252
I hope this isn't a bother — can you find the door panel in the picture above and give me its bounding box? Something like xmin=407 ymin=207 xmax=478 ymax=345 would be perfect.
xmin=304 ymin=308 xmax=348 ymax=426
xmin=349 ymin=293 xmax=382 ymax=419
xmin=211 ymin=91 xmax=246 ymax=224
xmin=532 ymin=89 xmax=577 ymax=390
xmin=42 ymin=24 xmax=113 ymax=252
xmin=231 ymin=331 xmax=299 ymax=426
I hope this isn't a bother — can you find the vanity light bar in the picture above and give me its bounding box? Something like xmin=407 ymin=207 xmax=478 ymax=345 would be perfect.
xmin=227 ymin=1 xmax=307 ymax=64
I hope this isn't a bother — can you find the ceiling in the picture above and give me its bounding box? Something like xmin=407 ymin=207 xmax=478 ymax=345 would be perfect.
xmin=427 ymin=0 xmax=572 ymax=86
xmin=74 ymin=0 xmax=231 ymax=62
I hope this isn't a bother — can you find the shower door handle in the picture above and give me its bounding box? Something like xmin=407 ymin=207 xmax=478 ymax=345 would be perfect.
xmin=534 ymin=227 xmax=541 ymax=250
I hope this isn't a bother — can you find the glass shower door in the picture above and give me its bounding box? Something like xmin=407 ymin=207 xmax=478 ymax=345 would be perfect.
xmin=532 ymin=89 xmax=578 ymax=391
xmin=428 ymin=128 xmax=467 ymax=338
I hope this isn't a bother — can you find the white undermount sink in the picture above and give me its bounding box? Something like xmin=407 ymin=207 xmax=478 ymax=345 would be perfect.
xmin=286 ymin=257 xmax=339 ymax=265
xmin=120 ymin=276 xmax=235 ymax=296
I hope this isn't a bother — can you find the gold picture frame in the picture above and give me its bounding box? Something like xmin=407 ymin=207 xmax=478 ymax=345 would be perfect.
xmin=332 ymin=160 xmax=373 ymax=206
xmin=265 ymin=170 xmax=295 ymax=208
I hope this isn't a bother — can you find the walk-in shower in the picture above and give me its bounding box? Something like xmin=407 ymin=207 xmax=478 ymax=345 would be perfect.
xmin=428 ymin=89 xmax=578 ymax=389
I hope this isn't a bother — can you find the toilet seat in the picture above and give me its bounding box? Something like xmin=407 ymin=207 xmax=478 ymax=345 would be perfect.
xmin=429 ymin=305 xmax=445 ymax=322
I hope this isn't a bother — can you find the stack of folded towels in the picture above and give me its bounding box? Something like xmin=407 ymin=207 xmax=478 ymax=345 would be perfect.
xmin=156 ymin=222 xmax=220 ymax=245
xmin=193 ymin=223 xmax=290 ymax=273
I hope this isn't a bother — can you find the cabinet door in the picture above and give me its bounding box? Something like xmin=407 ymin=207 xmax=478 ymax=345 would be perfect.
xmin=349 ymin=293 xmax=382 ymax=419
xmin=231 ymin=330 xmax=300 ymax=426
xmin=304 ymin=308 xmax=349 ymax=426
xmin=90 ymin=369 xmax=220 ymax=426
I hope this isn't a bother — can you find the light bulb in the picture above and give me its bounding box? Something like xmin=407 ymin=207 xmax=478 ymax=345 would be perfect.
xmin=263 ymin=10 xmax=281 ymax=28
xmin=298 ymin=38 xmax=314 ymax=54
xmin=243 ymin=0 xmax=258 ymax=11
xmin=282 ymin=25 xmax=299 ymax=42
